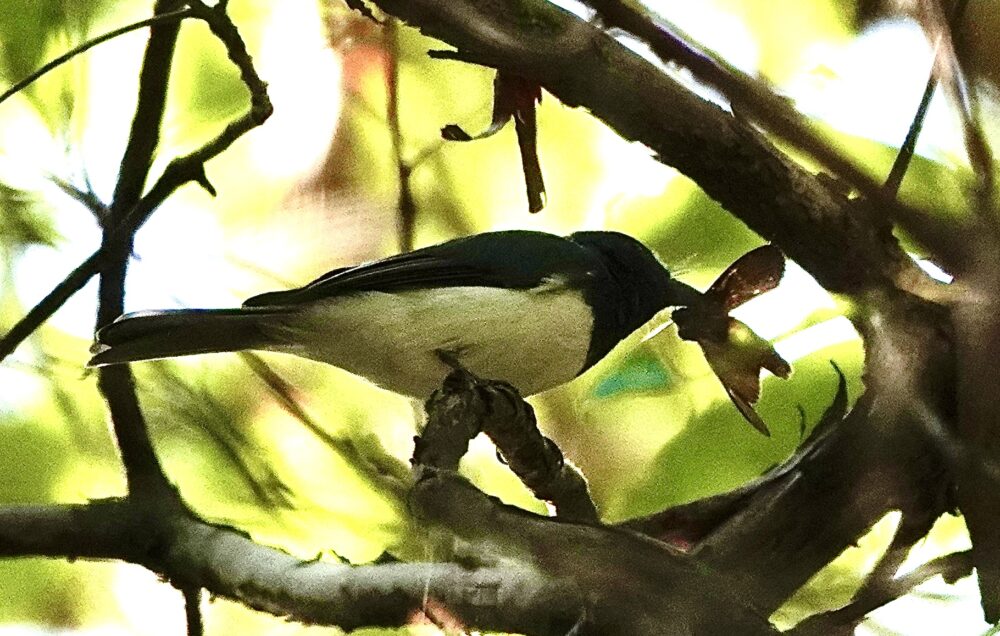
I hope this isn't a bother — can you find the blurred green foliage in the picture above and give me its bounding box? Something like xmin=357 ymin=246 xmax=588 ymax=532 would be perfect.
xmin=0 ymin=0 xmax=989 ymax=634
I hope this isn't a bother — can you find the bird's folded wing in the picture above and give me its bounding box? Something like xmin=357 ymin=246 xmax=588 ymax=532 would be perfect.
xmin=243 ymin=231 xmax=587 ymax=307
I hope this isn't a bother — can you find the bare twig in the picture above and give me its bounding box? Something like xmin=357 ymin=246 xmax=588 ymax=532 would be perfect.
xmin=185 ymin=0 xmax=270 ymax=104
xmin=0 ymin=244 xmax=106 ymax=362
xmin=885 ymin=0 xmax=975 ymax=201
xmin=238 ymin=352 xmax=411 ymax=500
xmin=883 ymin=72 xmax=938 ymax=199
xmin=913 ymin=0 xmax=993 ymax=211
xmin=791 ymin=551 xmax=974 ymax=635
xmin=0 ymin=2 xmax=272 ymax=365
xmin=0 ymin=8 xmax=194 ymax=108
xmin=143 ymin=362 xmax=294 ymax=509
xmin=384 ymin=18 xmax=418 ymax=252
xmin=47 ymin=175 xmax=110 ymax=221
xmin=183 ymin=587 xmax=204 ymax=636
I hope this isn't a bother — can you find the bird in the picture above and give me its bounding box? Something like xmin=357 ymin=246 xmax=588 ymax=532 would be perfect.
xmin=89 ymin=230 xmax=705 ymax=398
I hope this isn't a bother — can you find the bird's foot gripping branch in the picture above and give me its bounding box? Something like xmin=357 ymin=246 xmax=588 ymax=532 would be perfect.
xmin=413 ymin=367 xmax=598 ymax=523
xmin=409 ymin=369 xmax=785 ymax=635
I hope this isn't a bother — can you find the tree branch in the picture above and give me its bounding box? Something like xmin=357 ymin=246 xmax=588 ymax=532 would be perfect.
xmin=581 ymin=0 xmax=888 ymax=200
xmin=0 ymin=8 xmax=194 ymax=108
xmin=411 ymin=469 xmax=779 ymax=635
xmin=791 ymin=550 xmax=974 ymax=636
xmin=414 ymin=369 xmax=598 ymax=523
xmin=384 ymin=18 xmax=418 ymax=252
xmin=0 ymin=2 xmax=273 ymax=366
xmin=0 ymin=501 xmax=584 ymax=635
xmin=183 ymin=587 xmax=204 ymax=636
xmin=365 ymin=0 xmax=932 ymax=297
xmin=98 ymin=0 xmax=188 ymax=498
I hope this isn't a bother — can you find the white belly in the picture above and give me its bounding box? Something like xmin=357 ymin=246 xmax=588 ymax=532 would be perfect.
xmin=260 ymin=285 xmax=593 ymax=397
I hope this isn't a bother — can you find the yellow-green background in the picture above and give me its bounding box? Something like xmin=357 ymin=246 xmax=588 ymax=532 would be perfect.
xmin=0 ymin=0 xmax=990 ymax=634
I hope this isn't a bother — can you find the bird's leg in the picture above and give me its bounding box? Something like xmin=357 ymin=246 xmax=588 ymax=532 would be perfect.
xmin=413 ymin=365 xmax=599 ymax=521
xmin=477 ymin=381 xmax=599 ymax=523
xmin=412 ymin=363 xmax=486 ymax=471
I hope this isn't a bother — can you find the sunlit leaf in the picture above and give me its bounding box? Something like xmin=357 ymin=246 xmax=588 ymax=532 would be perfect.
xmin=0 ymin=184 xmax=60 ymax=249
xmin=591 ymin=350 xmax=674 ymax=398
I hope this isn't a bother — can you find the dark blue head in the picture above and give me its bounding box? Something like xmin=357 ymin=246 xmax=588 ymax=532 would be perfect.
xmin=570 ymin=231 xmax=700 ymax=369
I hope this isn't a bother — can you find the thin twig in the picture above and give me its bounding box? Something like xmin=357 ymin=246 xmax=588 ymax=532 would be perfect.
xmin=185 ymin=0 xmax=270 ymax=101
xmin=884 ymin=0 xmax=972 ymax=200
xmin=385 ymin=18 xmax=417 ymax=252
xmin=883 ymin=73 xmax=937 ymax=199
xmin=846 ymin=510 xmax=942 ymax=628
xmin=791 ymin=551 xmax=974 ymax=635
xmin=238 ymin=353 xmax=410 ymax=500
xmin=0 ymin=8 xmax=194 ymax=108
xmin=183 ymin=587 xmax=204 ymax=636
xmin=47 ymin=175 xmax=109 ymax=221
xmin=144 ymin=362 xmax=294 ymax=508
xmin=0 ymin=4 xmax=272 ymax=365
xmin=0 ymin=246 xmax=105 ymax=362
xmin=914 ymin=0 xmax=992 ymax=207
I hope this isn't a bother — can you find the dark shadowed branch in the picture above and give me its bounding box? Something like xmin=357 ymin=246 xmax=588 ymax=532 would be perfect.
xmin=414 ymin=369 xmax=597 ymax=522
xmin=184 ymin=587 xmax=204 ymax=636
xmin=97 ymin=0 xmax=188 ymax=498
xmin=411 ymin=469 xmax=778 ymax=635
xmin=365 ymin=0 xmax=936 ymax=300
xmin=791 ymin=550 xmax=974 ymax=636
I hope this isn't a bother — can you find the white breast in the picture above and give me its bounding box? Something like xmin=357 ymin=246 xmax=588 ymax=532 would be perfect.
xmin=259 ymin=283 xmax=594 ymax=397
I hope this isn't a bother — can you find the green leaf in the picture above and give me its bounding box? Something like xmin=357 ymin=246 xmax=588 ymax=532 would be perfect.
xmin=591 ymin=350 xmax=674 ymax=398
xmin=0 ymin=183 xmax=59 ymax=249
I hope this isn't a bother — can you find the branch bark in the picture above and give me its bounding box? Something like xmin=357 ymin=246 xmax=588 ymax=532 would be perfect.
xmin=411 ymin=469 xmax=779 ymax=635
xmin=0 ymin=501 xmax=583 ymax=634
xmin=355 ymin=1 xmax=965 ymax=626
xmin=0 ymin=0 xmax=978 ymax=632
xmin=365 ymin=0 xmax=934 ymax=297
xmin=98 ymin=0 xmax=187 ymax=498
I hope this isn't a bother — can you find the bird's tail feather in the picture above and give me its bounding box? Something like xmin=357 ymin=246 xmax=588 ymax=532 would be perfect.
xmin=88 ymin=308 xmax=288 ymax=367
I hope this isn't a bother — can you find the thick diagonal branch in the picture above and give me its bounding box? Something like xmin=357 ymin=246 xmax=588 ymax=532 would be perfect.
xmin=366 ymin=0 xmax=932 ymax=297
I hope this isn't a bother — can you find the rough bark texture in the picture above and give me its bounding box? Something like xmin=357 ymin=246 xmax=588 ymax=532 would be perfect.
xmin=0 ymin=0 xmax=987 ymax=633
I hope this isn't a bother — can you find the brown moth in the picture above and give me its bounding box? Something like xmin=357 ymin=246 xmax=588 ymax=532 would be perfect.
xmin=672 ymin=245 xmax=791 ymax=436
